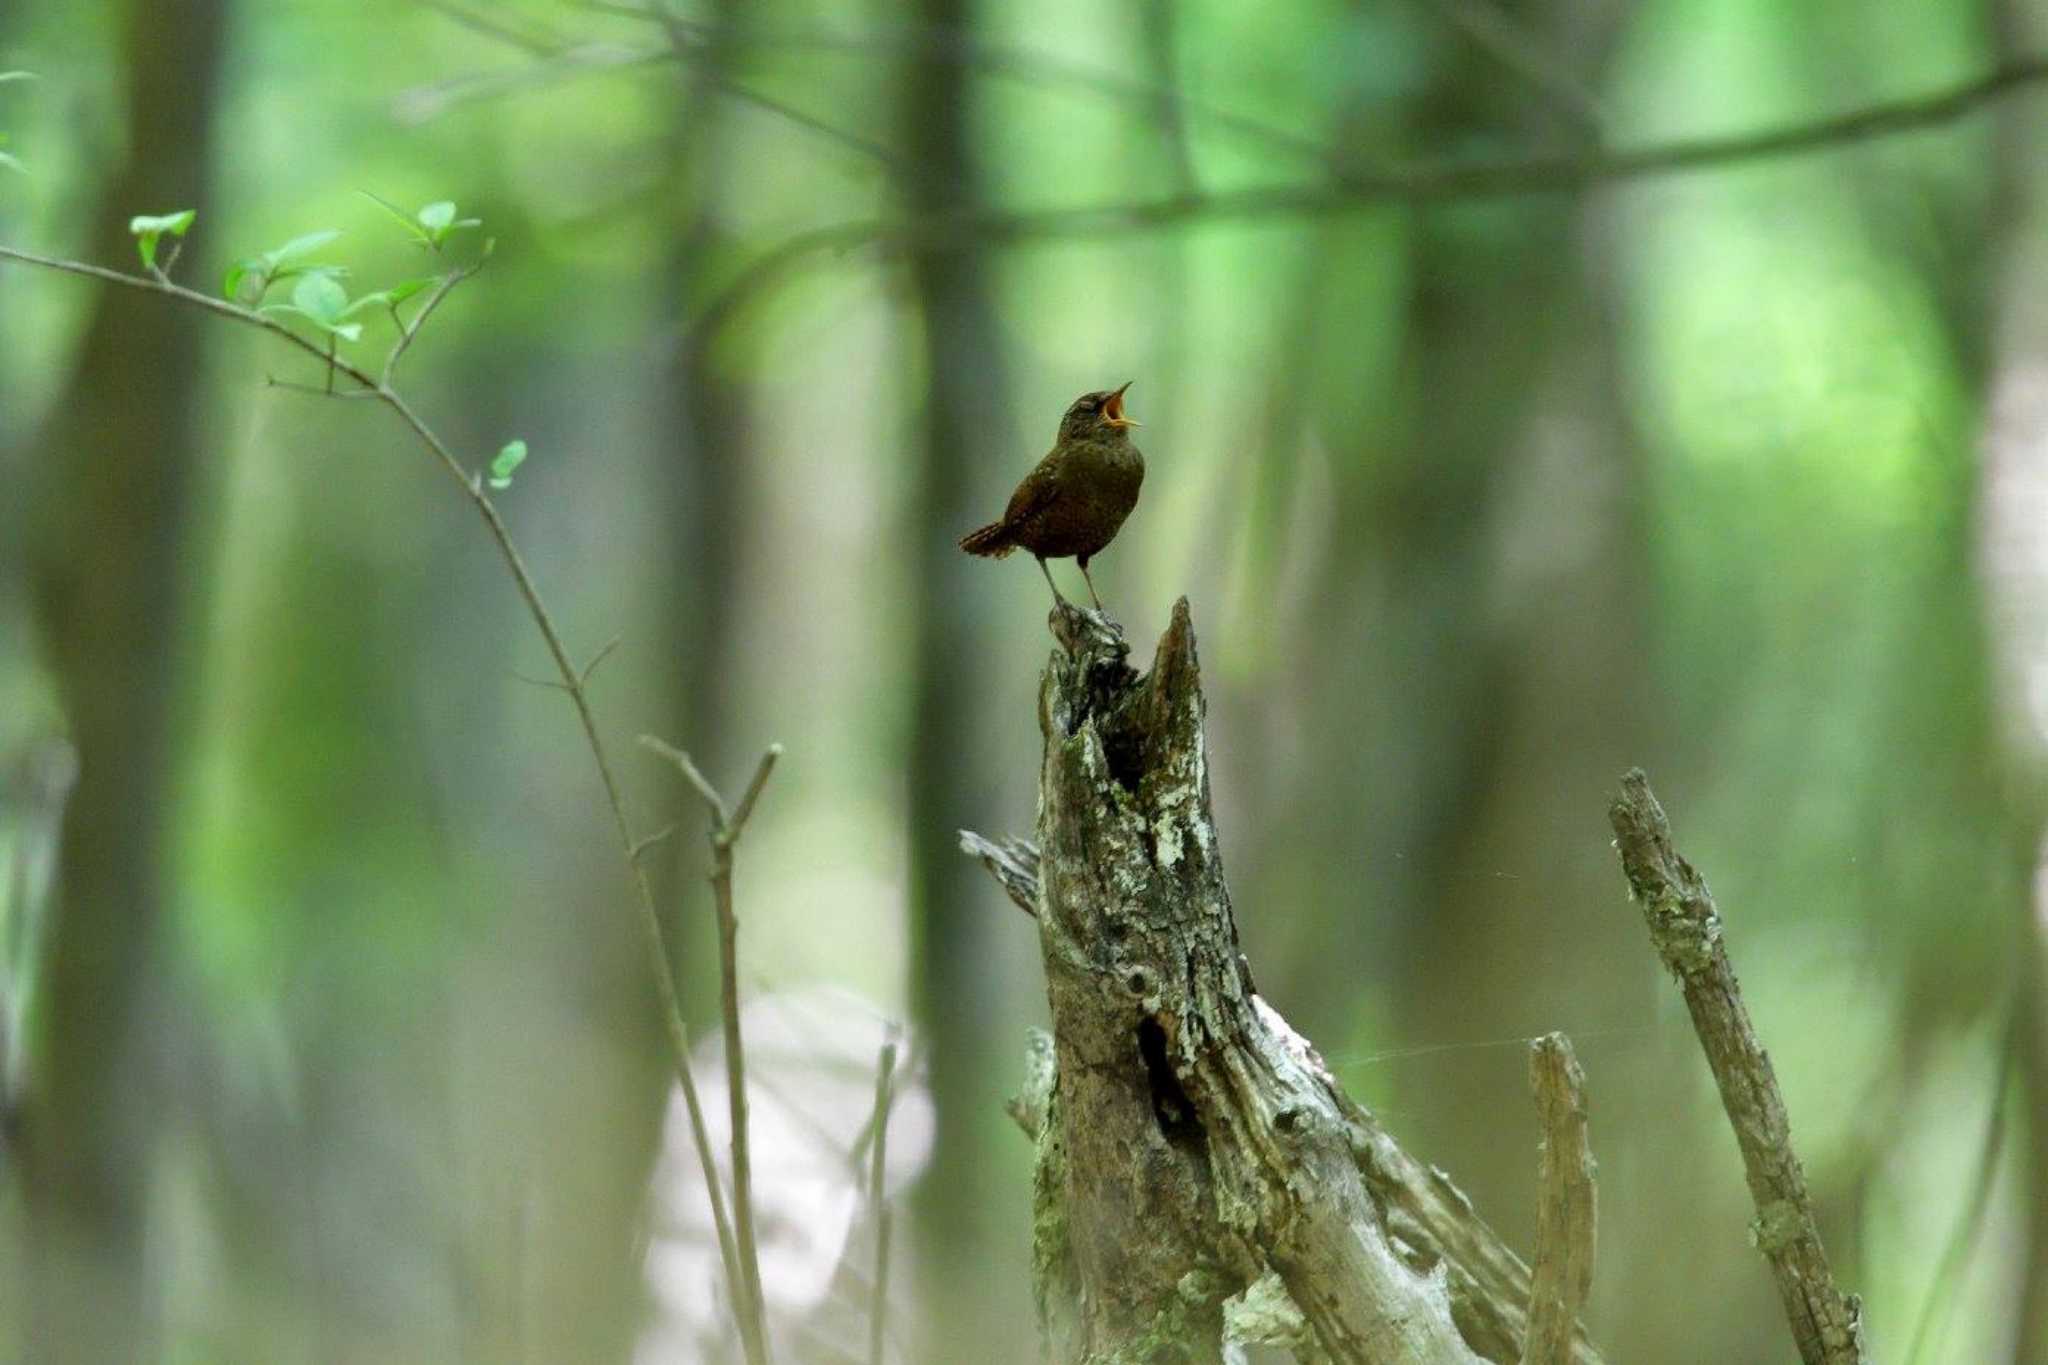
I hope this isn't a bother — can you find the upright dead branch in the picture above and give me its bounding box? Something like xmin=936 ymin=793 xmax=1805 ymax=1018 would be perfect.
xmin=963 ymin=601 xmax=1604 ymax=1365
xmin=641 ymin=736 xmax=784 ymax=1365
xmin=867 ymin=1035 xmax=899 ymax=1365
xmin=1608 ymin=770 xmax=1867 ymax=1365
xmin=1520 ymin=1034 xmax=1595 ymax=1365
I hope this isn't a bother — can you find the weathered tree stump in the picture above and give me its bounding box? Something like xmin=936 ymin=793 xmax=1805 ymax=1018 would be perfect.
xmin=963 ymin=601 xmax=1603 ymax=1364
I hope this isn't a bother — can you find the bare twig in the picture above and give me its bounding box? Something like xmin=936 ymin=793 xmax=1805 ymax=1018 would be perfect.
xmin=266 ymin=375 xmax=380 ymax=400
xmin=577 ymin=634 xmax=623 ymax=687
xmin=640 ymin=737 xmax=785 ymax=1365
xmin=726 ymin=746 xmax=780 ymax=842
xmin=507 ymin=668 xmax=572 ymax=692
xmin=0 ymin=244 xmax=381 ymax=377
xmin=627 ymin=823 xmax=677 ymax=863
xmin=0 ymin=237 xmax=749 ymax=1364
xmin=1420 ymin=0 xmax=1606 ymax=138
xmin=415 ymin=0 xmax=564 ymax=54
xmin=955 ymin=830 xmax=1039 ymax=918
xmin=688 ymin=53 xmax=2048 ymax=350
xmin=866 ymin=1034 xmax=898 ymax=1365
xmin=1520 ymin=1033 xmax=1596 ymax=1365
xmin=639 ymin=734 xmax=725 ymax=819
xmin=154 ymin=236 xmax=184 ymax=283
xmin=382 ymin=260 xmax=482 ymax=387
xmin=390 ymin=42 xmax=664 ymax=124
xmin=1609 ymin=770 xmax=1867 ymax=1365
xmin=401 ymin=22 xmax=915 ymax=181
xmin=513 ymin=8 xmax=1344 ymax=169
xmin=648 ymin=8 xmax=908 ymax=172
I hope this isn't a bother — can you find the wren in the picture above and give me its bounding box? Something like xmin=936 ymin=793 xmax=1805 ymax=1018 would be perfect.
xmin=959 ymin=382 xmax=1144 ymax=614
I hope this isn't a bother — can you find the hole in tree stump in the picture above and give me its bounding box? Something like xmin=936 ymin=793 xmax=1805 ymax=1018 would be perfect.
xmin=1137 ymin=1016 xmax=1203 ymax=1146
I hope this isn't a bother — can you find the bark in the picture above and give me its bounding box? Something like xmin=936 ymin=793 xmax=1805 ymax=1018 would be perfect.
xmin=1518 ymin=1035 xmax=1595 ymax=1365
xmin=965 ymin=602 xmax=1604 ymax=1364
xmin=1608 ymin=772 xmax=1868 ymax=1365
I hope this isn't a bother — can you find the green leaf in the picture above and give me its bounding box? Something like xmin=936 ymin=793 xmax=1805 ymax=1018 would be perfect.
xmin=385 ymin=276 xmax=436 ymax=305
xmin=0 ymin=151 xmax=21 ymax=175
xmin=261 ymin=303 xmax=363 ymax=343
xmin=128 ymin=209 xmax=196 ymax=270
xmin=359 ymin=190 xmax=434 ymax=246
xmin=225 ymin=231 xmax=342 ymax=302
xmin=0 ymin=72 xmax=36 ymax=84
xmin=224 ymin=259 xmax=256 ymax=301
xmin=261 ymin=229 xmax=341 ymax=270
xmin=415 ymin=201 xmax=482 ymax=247
xmin=129 ymin=210 xmax=197 ymax=236
xmin=488 ymin=439 xmax=528 ymax=490
xmin=291 ymin=271 xmax=349 ymax=325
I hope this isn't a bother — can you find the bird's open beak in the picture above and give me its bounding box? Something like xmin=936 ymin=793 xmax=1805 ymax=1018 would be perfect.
xmin=1104 ymin=381 xmax=1139 ymax=428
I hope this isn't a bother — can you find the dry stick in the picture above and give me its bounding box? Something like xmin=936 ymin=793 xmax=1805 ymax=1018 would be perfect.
xmin=0 ymin=241 xmax=755 ymax=1358
xmin=1519 ymin=1033 xmax=1596 ymax=1365
xmin=640 ymin=737 xmax=782 ymax=1365
xmin=1608 ymin=769 xmax=1868 ymax=1365
xmin=865 ymin=1034 xmax=899 ymax=1365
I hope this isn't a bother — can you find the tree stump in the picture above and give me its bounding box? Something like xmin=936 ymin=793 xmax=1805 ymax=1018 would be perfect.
xmin=963 ymin=600 xmax=1604 ymax=1364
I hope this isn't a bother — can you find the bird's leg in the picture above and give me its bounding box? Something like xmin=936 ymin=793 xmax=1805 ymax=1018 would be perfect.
xmin=1078 ymin=560 xmax=1107 ymax=615
xmin=1035 ymin=556 xmax=1071 ymax=607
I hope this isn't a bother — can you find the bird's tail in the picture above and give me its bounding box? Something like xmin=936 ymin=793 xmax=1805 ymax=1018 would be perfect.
xmin=959 ymin=521 xmax=1017 ymax=558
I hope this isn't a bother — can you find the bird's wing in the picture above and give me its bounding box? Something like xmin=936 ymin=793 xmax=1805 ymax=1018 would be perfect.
xmin=1001 ymin=450 xmax=1063 ymax=530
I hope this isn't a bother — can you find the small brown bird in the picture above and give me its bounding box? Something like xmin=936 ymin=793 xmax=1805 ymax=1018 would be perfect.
xmin=959 ymin=383 xmax=1144 ymax=613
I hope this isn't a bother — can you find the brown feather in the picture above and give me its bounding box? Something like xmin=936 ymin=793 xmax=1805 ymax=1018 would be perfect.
xmin=959 ymin=521 xmax=1017 ymax=557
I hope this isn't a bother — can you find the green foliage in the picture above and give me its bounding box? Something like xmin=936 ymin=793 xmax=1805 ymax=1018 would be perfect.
xmin=214 ymin=199 xmax=486 ymax=356
xmin=488 ymin=439 xmax=528 ymax=490
xmin=127 ymin=209 xmax=195 ymax=271
xmin=376 ymin=277 xmax=437 ymax=308
xmin=224 ymin=229 xmax=343 ymax=304
xmin=360 ymin=190 xmax=481 ymax=250
xmin=283 ymin=271 xmax=360 ymax=341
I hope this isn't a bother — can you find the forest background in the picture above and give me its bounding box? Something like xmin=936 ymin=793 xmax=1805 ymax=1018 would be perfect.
xmin=3 ymin=0 xmax=2046 ymax=1361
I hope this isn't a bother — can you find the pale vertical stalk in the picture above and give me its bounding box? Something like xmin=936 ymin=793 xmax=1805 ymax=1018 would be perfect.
xmin=866 ymin=1036 xmax=899 ymax=1365
xmin=639 ymin=737 xmax=780 ymax=1364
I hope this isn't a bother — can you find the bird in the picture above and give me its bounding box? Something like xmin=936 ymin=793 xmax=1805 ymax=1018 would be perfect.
xmin=959 ymin=383 xmax=1144 ymax=614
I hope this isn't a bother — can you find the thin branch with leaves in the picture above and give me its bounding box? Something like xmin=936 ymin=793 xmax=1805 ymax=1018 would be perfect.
xmin=0 ymin=209 xmax=756 ymax=1357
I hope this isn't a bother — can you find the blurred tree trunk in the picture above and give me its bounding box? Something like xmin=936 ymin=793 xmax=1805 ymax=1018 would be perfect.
xmin=1984 ymin=1 xmax=2048 ymax=1354
xmin=17 ymin=0 xmax=227 ymax=1359
xmin=664 ymin=4 xmax=749 ymax=857
xmin=1255 ymin=0 xmax=1641 ymax=1302
xmin=899 ymin=2 xmax=1016 ymax=1353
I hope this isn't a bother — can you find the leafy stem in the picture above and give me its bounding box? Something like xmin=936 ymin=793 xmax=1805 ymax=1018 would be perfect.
xmin=0 ymin=234 xmax=746 ymax=1339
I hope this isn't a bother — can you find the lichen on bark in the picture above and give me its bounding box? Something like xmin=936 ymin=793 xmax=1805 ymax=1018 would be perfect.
xmin=974 ymin=600 xmax=1565 ymax=1364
